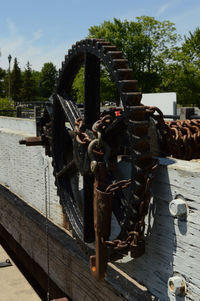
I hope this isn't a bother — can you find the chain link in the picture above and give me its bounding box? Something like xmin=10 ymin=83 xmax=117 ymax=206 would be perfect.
xmin=106 ymin=179 xmax=131 ymax=193
xmin=146 ymin=106 xmax=200 ymax=160
xmin=74 ymin=117 xmax=92 ymax=145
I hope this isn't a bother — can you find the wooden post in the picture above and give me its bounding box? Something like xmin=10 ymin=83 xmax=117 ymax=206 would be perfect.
xmin=16 ymin=106 xmax=22 ymax=118
xmin=180 ymin=107 xmax=194 ymax=120
xmin=34 ymin=106 xmax=40 ymax=119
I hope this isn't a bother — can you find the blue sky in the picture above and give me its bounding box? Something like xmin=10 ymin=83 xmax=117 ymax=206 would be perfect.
xmin=0 ymin=0 xmax=199 ymax=71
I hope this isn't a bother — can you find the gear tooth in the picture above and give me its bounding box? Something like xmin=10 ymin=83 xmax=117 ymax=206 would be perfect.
xmin=118 ymin=80 xmax=138 ymax=92
xmin=90 ymin=38 xmax=104 ymax=45
xmin=112 ymin=59 xmax=129 ymax=70
xmin=96 ymin=41 xmax=111 ymax=49
xmin=108 ymin=51 xmax=123 ymax=59
xmin=116 ymin=69 xmax=134 ymax=80
xmin=68 ymin=49 xmax=72 ymax=57
xmin=122 ymin=92 xmax=142 ymax=106
xmin=76 ymin=41 xmax=80 ymax=46
xmin=102 ymin=45 xmax=117 ymax=53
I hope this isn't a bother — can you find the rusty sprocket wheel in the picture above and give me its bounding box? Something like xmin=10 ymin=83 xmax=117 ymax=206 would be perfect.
xmin=51 ymin=39 xmax=152 ymax=253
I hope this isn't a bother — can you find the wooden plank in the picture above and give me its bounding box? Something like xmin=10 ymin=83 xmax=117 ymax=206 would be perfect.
xmin=0 ymin=184 xmax=153 ymax=301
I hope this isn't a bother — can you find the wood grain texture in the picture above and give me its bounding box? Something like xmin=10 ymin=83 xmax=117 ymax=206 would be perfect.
xmin=114 ymin=158 xmax=200 ymax=301
xmin=0 ymin=184 xmax=153 ymax=301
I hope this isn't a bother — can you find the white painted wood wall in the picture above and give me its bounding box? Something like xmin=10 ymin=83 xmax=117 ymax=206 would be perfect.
xmin=0 ymin=116 xmax=200 ymax=301
xmin=0 ymin=116 xmax=63 ymax=225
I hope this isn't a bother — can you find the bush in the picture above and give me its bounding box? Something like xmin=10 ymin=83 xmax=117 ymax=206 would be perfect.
xmin=0 ymin=97 xmax=15 ymax=117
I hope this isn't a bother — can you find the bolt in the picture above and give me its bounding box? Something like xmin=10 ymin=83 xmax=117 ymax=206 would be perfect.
xmin=169 ymin=198 xmax=187 ymax=218
xmin=168 ymin=275 xmax=186 ymax=296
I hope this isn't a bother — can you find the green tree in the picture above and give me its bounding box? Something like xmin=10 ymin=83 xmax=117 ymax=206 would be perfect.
xmin=11 ymin=58 xmax=22 ymax=103
xmin=72 ymin=66 xmax=84 ymax=103
xmin=182 ymin=27 xmax=200 ymax=68
xmin=88 ymin=17 xmax=179 ymax=92
xmin=31 ymin=70 xmax=44 ymax=101
xmin=0 ymin=97 xmax=15 ymax=116
xmin=72 ymin=66 xmax=118 ymax=104
xmin=162 ymin=27 xmax=200 ymax=106
xmin=20 ymin=62 xmax=36 ymax=102
xmin=40 ymin=62 xmax=57 ymax=98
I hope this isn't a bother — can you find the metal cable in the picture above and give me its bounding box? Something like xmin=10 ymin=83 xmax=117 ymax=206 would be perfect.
xmin=45 ymin=163 xmax=50 ymax=301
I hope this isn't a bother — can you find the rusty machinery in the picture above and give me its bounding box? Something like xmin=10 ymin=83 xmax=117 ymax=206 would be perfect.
xmin=20 ymin=39 xmax=200 ymax=280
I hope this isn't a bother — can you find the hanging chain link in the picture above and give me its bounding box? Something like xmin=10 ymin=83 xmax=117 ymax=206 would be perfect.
xmin=104 ymin=159 xmax=158 ymax=254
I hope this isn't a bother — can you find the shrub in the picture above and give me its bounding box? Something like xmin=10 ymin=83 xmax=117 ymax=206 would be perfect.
xmin=0 ymin=97 xmax=15 ymax=117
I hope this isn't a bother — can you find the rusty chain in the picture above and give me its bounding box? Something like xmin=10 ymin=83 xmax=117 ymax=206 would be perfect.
xmin=146 ymin=106 xmax=200 ymax=160
xmin=104 ymin=159 xmax=158 ymax=255
xmin=74 ymin=117 xmax=92 ymax=145
xmin=74 ymin=104 xmax=200 ymax=259
xmin=74 ymin=110 xmax=159 ymax=257
xmin=76 ymin=109 xmax=200 ymax=257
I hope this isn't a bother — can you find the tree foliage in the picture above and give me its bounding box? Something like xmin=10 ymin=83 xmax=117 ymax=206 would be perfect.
xmin=11 ymin=58 xmax=22 ymax=102
xmin=72 ymin=66 xmax=118 ymax=104
xmin=40 ymin=62 xmax=57 ymax=98
xmin=182 ymin=27 xmax=200 ymax=68
xmin=88 ymin=17 xmax=180 ymax=92
xmin=0 ymin=97 xmax=15 ymax=116
xmin=20 ymin=62 xmax=36 ymax=102
xmin=162 ymin=27 xmax=200 ymax=106
xmin=0 ymin=18 xmax=199 ymax=108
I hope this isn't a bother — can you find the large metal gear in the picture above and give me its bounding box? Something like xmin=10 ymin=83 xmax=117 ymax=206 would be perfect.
xmin=48 ymin=39 xmax=156 ymax=279
xmin=19 ymin=39 xmax=157 ymax=279
xmin=19 ymin=39 xmax=200 ymax=280
xmin=51 ymin=39 xmax=151 ymax=236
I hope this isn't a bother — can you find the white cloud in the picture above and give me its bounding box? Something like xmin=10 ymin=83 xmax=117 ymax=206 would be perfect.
xmin=0 ymin=28 xmax=76 ymax=71
xmin=157 ymin=3 xmax=170 ymax=15
xmin=0 ymin=18 xmax=71 ymax=71
xmin=32 ymin=29 xmax=43 ymax=41
xmin=156 ymin=0 xmax=185 ymax=17
xmin=6 ymin=18 xmax=17 ymax=35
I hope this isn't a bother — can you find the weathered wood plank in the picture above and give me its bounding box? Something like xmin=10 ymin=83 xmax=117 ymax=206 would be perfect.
xmin=0 ymin=184 xmax=153 ymax=301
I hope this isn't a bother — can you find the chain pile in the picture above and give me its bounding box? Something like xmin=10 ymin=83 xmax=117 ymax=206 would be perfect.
xmin=165 ymin=119 xmax=200 ymax=160
xmin=146 ymin=106 xmax=200 ymax=160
